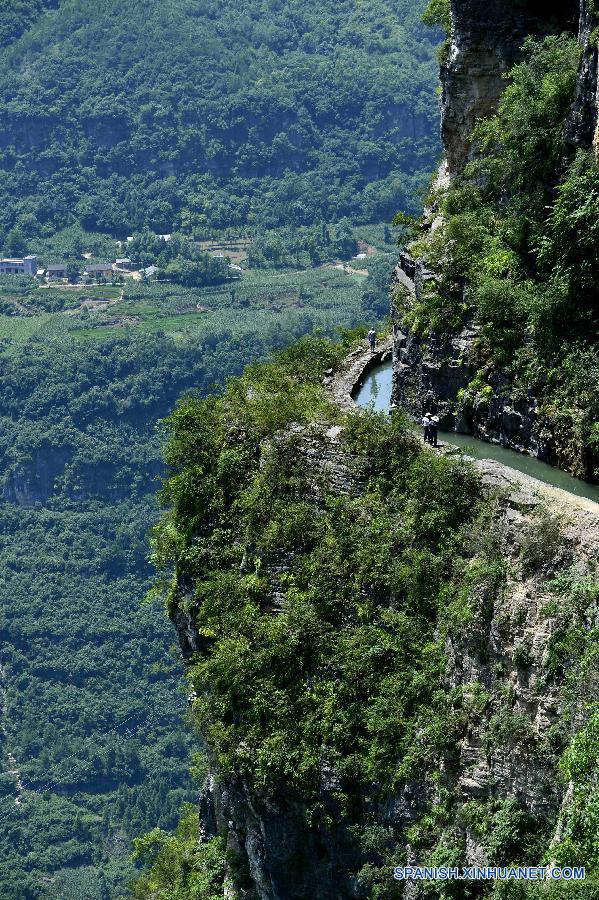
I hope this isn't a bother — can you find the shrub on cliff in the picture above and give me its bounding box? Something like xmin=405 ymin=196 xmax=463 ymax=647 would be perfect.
xmin=412 ymin=33 xmax=580 ymax=330
xmin=407 ymin=30 xmax=599 ymax=478
xmin=132 ymin=806 xmax=226 ymax=900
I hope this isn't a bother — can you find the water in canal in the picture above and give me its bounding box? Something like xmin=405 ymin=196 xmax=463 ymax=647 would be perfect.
xmin=353 ymin=359 xmax=394 ymax=413
xmin=354 ymin=359 xmax=599 ymax=504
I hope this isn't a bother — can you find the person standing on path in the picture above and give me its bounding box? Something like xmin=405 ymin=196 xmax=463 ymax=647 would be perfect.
xmin=430 ymin=414 xmax=439 ymax=447
xmin=421 ymin=412 xmax=432 ymax=444
xmin=367 ymin=328 xmax=376 ymax=352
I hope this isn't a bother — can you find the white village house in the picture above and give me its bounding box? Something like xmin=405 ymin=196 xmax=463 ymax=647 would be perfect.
xmin=83 ymin=263 xmax=115 ymax=279
xmin=0 ymin=255 xmax=38 ymax=276
xmin=46 ymin=264 xmax=68 ymax=280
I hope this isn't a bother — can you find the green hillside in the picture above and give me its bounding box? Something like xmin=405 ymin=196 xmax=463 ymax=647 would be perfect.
xmin=0 ymin=262 xmax=392 ymax=898
xmin=0 ymin=0 xmax=439 ymax=243
xmin=0 ymin=0 xmax=57 ymax=48
xmin=0 ymin=0 xmax=441 ymax=895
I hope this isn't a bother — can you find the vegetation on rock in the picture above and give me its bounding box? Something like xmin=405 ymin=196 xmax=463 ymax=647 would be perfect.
xmin=137 ymin=337 xmax=598 ymax=898
xmin=403 ymin=32 xmax=599 ymax=479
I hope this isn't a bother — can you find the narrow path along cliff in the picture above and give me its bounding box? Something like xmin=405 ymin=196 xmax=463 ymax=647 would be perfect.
xmin=328 ymin=338 xmax=599 ymax=529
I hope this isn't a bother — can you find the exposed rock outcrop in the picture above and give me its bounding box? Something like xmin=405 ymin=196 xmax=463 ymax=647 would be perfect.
xmin=2 ymin=450 xmax=71 ymax=506
xmin=442 ymin=0 xmax=581 ymax=175
xmin=392 ymin=253 xmax=596 ymax=479
xmin=171 ymin=344 xmax=598 ymax=899
xmin=567 ymin=0 xmax=599 ymax=156
xmin=391 ymin=257 xmax=546 ymax=456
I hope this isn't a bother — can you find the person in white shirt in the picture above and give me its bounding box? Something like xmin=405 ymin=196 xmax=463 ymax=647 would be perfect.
xmin=421 ymin=413 xmax=431 ymax=444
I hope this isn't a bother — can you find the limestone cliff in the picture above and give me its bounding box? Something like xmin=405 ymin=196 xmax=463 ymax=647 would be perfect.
xmin=567 ymin=0 xmax=599 ymax=155
xmin=163 ymin=344 xmax=597 ymax=899
xmin=393 ymin=0 xmax=599 ymax=480
xmin=442 ymin=0 xmax=584 ymax=175
xmin=391 ymin=258 xmax=595 ymax=477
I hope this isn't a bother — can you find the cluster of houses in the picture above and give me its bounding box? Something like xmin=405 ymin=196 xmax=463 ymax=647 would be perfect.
xmin=1 ymin=246 xmax=243 ymax=285
xmin=0 ymin=254 xmax=157 ymax=282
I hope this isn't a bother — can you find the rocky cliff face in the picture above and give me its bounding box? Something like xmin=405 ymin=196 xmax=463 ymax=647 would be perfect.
xmin=169 ymin=346 xmax=598 ymax=899
xmin=441 ymin=459 xmax=599 ymax=861
xmin=392 ymin=255 xmax=597 ymax=479
xmin=193 ymin=477 xmax=597 ymax=899
xmin=175 ymin=419 xmax=377 ymax=900
xmin=442 ymin=0 xmax=582 ymax=175
xmin=567 ymin=0 xmax=599 ymax=155
xmin=394 ymin=0 xmax=599 ymax=479
xmin=391 ymin=256 xmax=593 ymax=476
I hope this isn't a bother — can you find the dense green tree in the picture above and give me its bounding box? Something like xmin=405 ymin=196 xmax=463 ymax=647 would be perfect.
xmin=66 ymin=261 xmax=80 ymax=283
xmin=361 ymin=253 xmax=396 ymax=319
xmin=5 ymin=226 xmax=27 ymax=255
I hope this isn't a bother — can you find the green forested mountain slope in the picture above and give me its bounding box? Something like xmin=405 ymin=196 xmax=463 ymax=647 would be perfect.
xmin=0 ymin=0 xmax=57 ymax=48
xmin=0 ymin=0 xmax=439 ymax=240
xmin=0 ymin=271 xmax=373 ymax=898
xmin=135 ymin=337 xmax=599 ymax=898
xmin=0 ymin=500 xmax=192 ymax=899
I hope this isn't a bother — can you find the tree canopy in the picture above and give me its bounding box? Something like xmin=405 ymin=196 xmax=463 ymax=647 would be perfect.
xmin=0 ymin=0 xmax=440 ymax=243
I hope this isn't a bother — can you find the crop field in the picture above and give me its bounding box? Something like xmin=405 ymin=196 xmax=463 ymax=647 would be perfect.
xmin=0 ymin=263 xmax=373 ymax=370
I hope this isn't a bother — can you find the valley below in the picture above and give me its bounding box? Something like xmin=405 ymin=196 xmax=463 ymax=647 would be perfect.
xmin=0 ymin=0 xmax=598 ymax=897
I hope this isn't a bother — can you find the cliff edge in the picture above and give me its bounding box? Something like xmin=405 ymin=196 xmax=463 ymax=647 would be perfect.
xmin=139 ymin=339 xmax=598 ymax=899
